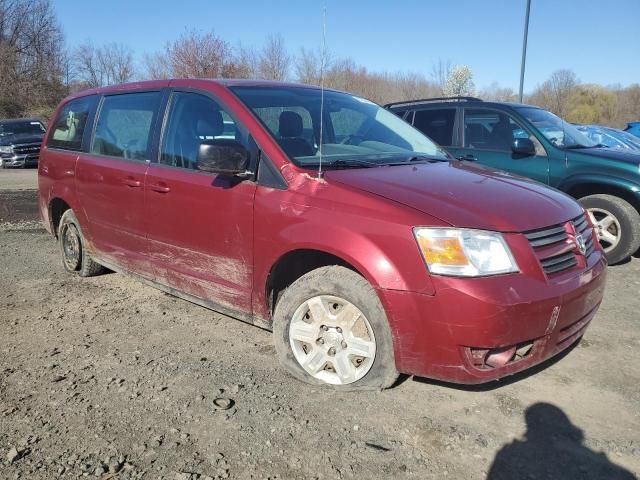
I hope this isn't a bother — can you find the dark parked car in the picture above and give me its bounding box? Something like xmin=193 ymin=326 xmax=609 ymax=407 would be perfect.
xmin=0 ymin=118 xmax=46 ymax=168
xmin=38 ymin=80 xmax=606 ymax=389
xmin=387 ymin=97 xmax=640 ymax=264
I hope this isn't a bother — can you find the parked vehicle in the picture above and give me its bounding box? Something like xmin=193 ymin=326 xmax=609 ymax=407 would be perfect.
xmin=0 ymin=118 xmax=46 ymax=168
xmin=387 ymin=97 xmax=640 ymax=264
xmin=625 ymin=122 xmax=640 ymax=139
xmin=575 ymin=124 xmax=640 ymax=151
xmin=38 ymin=81 xmax=606 ymax=389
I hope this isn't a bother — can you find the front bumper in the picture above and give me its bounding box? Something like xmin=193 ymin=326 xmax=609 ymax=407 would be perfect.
xmin=1 ymin=153 xmax=39 ymax=167
xmin=380 ymin=251 xmax=607 ymax=384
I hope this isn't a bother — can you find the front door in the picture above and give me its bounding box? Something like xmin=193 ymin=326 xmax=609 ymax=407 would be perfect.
xmin=75 ymin=91 xmax=163 ymax=276
xmin=144 ymin=90 xmax=256 ymax=315
xmin=449 ymin=107 xmax=549 ymax=184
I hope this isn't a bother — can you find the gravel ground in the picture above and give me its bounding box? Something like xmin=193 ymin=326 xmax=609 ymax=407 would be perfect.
xmin=1 ymin=170 xmax=638 ymax=479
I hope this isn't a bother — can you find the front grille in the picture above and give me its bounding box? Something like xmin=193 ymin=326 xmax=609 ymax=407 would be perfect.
xmin=524 ymin=213 xmax=594 ymax=276
xmin=13 ymin=143 xmax=41 ymax=155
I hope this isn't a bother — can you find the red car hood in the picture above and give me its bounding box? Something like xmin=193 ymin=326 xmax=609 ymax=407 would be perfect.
xmin=326 ymin=161 xmax=582 ymax=232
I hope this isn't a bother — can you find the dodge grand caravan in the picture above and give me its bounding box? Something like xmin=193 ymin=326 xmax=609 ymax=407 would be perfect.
xmin=38 ymin=80 xmax=607 ymax=389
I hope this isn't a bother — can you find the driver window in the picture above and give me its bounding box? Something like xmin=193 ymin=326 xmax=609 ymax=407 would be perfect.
xmin=464 ymin=108 xmax=540 ymax=153
xmin=160 ymin=92 xmax=239 ymax=170
xmin=91 ymin=92 xmax=162 ymax=160
xmin=329 ymin=108 xmax=367 ymax=143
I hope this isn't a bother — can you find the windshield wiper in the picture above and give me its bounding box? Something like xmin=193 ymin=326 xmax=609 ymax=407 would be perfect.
xmin=384 ymin=155 xmax=450 ymax=166
xmin=325 ymin=158 xmax=380 ymax=169
xmin=563 ymin=144 xmax=601 ymax=150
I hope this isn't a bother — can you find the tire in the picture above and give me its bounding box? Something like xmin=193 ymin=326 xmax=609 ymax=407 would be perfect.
xmin=273 ymin=266 xmax=398 ymax=390
xmin=578 ymin=194 xmax=640 ymax=265
xmin=58 ymin=209 xmax=105 ymax=277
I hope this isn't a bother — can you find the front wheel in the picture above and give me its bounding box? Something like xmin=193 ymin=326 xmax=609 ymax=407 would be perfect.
xmin=273 ymin=266 xmax=398 ymax=390
xmin=579 ymin=194 xmax=640 ymax=265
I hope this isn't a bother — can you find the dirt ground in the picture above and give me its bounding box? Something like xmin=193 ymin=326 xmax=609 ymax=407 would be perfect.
xmin=1 ymin=169 xmax=639 ymax=480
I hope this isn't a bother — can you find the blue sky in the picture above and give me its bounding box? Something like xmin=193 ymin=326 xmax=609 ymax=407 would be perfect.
xmin=54 ymin=0 xmax=639 ymax=92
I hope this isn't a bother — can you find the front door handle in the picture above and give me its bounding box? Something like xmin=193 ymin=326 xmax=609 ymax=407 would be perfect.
xmin=123 ymin=177 xmax=142 ymax=187
xmin=457 ymin=154 xmax=477 ymax=162
xmin=149 ymin=183 xmax=171 ymax=193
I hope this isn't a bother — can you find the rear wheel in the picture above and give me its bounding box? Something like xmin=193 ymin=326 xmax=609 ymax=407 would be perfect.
xmin=578 ymin=194 xmax=640 ymax=264
xmin=58 ymin=210 xmax=105 ymax=277
xmin=273 ymin=266 xmax=398 ymax=390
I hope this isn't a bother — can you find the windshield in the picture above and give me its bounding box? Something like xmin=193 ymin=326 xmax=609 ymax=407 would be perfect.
xmin=0 ymin=120 xmax=45 ymax=137
xmin=230 ymin=86 xmax=449 ymax=168
xmin=517 ymin=107 xmax=597 ymax=149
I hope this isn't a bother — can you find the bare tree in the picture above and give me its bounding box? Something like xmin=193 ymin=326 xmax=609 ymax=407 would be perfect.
xmin=257 ymin=34 xmax=290 ymax=81
xmin=73 ymin=42 xmax=134 ymax=88
xmin=431 ymin=58 xmax=452 ymax=94
xmin=530 ymin=69 xmax=578 ymax=117
xmin=479 ymin=82 xmax=517 ymax=102
xmin=144 ymin=30 xmax=252 ymax=80
xmin=0 ymin=0 xmax=67 ymax=118
xmin=295 ymin=47 xmax=324 ymax=85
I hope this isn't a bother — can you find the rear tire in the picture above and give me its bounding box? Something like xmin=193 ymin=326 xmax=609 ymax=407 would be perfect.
xmin=58 ymin=210 xmax=105 ymax=277
xmin=273 ymin=266 xmax=398 ymax=390
xmin=578 ymin=194 xmax=640 ymax=264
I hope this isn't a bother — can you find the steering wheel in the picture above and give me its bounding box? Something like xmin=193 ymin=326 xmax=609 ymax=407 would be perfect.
xmin=340 ymin=134 xmax=365 ymax=146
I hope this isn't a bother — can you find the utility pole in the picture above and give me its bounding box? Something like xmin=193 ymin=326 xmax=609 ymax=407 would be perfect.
xmin=518 ymin=0 xmax=531 ymax=103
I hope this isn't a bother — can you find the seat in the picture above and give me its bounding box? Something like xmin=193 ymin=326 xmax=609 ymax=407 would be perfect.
xmin=172 ymin=100 xmax=224 ymax=169
xmin=278 ymin=111 xmax=314 ymax=157
xmin=465 ymin=123 xmax=487 ymax=147
xmin=487 ymin=120 xmax=514 ymax=150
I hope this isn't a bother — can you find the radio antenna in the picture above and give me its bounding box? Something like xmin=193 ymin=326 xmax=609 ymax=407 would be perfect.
xmin=317 ymin=5 xmax=327 ymax=179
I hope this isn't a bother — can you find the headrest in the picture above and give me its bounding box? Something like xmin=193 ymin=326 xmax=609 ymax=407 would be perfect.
xmin=279 ymin=111 xmax=303 ymax=138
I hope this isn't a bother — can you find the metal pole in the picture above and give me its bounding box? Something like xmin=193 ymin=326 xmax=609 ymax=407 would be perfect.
xmin=518 ymin=0 xmax=531 ymax=103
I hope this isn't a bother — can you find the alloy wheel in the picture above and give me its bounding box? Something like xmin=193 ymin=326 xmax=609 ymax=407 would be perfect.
xmin=587 ymin=208 xmax=621 ymax=253
xmin=288 ymin=295 xmax=376 ymax=385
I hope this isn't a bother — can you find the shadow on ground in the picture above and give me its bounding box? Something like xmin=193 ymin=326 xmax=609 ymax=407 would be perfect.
xmin=486 ymin=402 xmax=636 ymax=480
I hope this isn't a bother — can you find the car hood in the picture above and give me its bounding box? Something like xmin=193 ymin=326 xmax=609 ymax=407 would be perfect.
xmin=325 ymin=161 xmax=582 ymax=232
xmin=0 ymin=133 xmax=43 ymax=146
xmin=571 ymin=146 xmax=640 ymax=165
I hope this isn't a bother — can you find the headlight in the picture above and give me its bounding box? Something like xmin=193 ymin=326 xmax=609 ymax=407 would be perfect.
xmin=413 ymin=228 xmax=519 ymax=277
xmin=0 ymin=146 xmax=13 ymax=154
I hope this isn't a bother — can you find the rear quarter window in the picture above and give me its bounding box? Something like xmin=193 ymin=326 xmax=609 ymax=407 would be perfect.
xmin=47 ymin=96 xmax=97 ymax=151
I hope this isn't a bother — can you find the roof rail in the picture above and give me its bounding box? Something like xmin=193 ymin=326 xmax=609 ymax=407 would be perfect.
xmin=384 ymin=96 xmax=483 ymax=108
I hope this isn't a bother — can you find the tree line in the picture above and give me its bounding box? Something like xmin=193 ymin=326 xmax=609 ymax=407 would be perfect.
xmin=1 ymin=0 xmax=638 ymax=129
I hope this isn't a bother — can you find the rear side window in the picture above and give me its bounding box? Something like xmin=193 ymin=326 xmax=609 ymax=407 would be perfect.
xmin=91 ymin=92 xmax=162 ymax=161
xmin=47 ymin=96 xmax=96 ymax=151
xmin=413 ymin=108 xmax=456 ymax=146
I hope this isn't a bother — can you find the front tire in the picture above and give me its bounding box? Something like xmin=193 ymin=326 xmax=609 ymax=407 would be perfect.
xmin=578 ymin=194 xmax=640 ymax=265
xmin=273 ymin=266 xmax=398 ymax=390
xmin=58 ymin=210 xmax=105 ymax=277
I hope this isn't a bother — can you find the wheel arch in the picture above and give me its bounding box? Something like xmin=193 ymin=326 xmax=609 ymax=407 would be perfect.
xmin=48 ymin=197 xmax=72 ymax=237
xmin=560 ymin=176 xmax=640 ymax=212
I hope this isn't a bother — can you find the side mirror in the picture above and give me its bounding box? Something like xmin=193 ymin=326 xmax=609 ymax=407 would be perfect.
xmin=512 ymin=138 xmax=536 ymax=157
xmin=197 ymin=139 xmax=250 ymax=175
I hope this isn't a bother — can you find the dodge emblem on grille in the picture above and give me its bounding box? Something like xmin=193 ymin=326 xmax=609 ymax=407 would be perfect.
xmin=575 ymin=234 xmax=587 ymax=255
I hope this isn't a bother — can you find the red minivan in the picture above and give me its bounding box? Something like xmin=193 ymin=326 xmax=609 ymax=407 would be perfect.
xmin=38 ymin=80 xmax=607 ymax=389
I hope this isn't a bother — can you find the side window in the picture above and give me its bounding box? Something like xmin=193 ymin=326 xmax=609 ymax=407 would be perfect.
xmin=413 ymin=108 xmax=456 ymax=146
xmin=47 ymin=96 xmax=97 ymax=151
xmin=463 ymin=108 xmax=526 ymax=151
xmin=91 ymin=92 xmax=162 ymax=160
xmin=160 ymin=92 xmax=240 ymax=170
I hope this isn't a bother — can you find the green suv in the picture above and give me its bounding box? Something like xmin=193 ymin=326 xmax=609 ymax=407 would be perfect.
xmin=386 ymin=97 xmax=640 ymax=264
